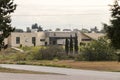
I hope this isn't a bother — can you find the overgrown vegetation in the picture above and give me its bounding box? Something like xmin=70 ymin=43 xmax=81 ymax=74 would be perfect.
xmin=39 ymin=46 xmax=66 ymax=60
xmin=0 ymin=36 xmax=119 ymax=71
xmin=0 ymin=43 xmax=120 ymax=71
xmin=0 ymin=38 xmax=118 ymax=62
xmin=76 ymin=38 xmax=117 ymax=61
xmin=104 ymin=0 xmax=120 ymax=49
xmin=103 ymin=0 xmax=120 ymax=62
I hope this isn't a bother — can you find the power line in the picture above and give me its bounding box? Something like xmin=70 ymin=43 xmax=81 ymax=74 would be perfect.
xmin=12 ymin=13 xmax=110 ymax=17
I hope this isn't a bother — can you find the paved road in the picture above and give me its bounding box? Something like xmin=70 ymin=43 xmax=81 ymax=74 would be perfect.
xmin=0 ymin=64 xmax=120 ymax=80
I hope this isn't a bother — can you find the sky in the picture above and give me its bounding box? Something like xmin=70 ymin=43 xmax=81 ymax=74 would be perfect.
xmin=12 ymin=0 xmax=114 ymax=31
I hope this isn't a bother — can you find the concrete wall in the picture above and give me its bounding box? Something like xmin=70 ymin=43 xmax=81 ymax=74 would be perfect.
xmin=77 ymin=32 xmax=92 ymax=45
xmin=36 ymin=32 xmax=46 ymax=46
xmin=7 ymin=31 xmax=104 ymax=47
xmin=8 ymin=32 xmax=45 ymax=47
xmin=47 ymin=31 xmax=76 ymax=37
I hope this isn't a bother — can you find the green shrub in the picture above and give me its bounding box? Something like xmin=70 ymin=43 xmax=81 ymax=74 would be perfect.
xmin=20 ymin=44 xmax=22 ymax=48
xmin=16 ymin=61 xmax=26 ymax=65
xmin=14 ymin=53 xmax=26 ymax=61
xmin=79 ymin=37 xmax=117 ymax=61
xmin=39 ymin=46 xmax=66 ymax=60
xmin=75 ymin=53 xmax=85 ymax=61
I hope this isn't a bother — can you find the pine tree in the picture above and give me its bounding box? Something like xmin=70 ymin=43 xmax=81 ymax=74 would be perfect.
xmin=74 ymin=33 xmax=78 ymax=54
xmin=0 ymin=0 xmax=16 ymax=50
xmin=65 ymin=38 xmax=69 ymax=55
xmin=104 ymin=0 xmax=120 ymax=49
xmin=70 ymin=35 xmax=73 ymax=54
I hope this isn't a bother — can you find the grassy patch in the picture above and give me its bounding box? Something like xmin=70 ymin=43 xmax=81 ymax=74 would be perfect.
xmin=2 ymin=60 xmax=71 ymax=68
xmin=17 ymin=61 xmax=120 ymax=72
xmin=1 ymin=60 xmax=120 ymax=72
xmin=63 ymin=61 xmax=120 ymax=72
xmin=0 ymin=48 xmax=120 ymax=72
xmin=0 ymin=67 xmax=50 ymax=74
xmin=19 ymin=46 xmax=44 ymax=52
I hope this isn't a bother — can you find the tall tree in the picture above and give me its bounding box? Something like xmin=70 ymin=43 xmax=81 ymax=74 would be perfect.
xmin=104 ymin=0 xmax=120 ymax=61
xmin=0 ymin=0 xmax=16 ymax=50
xmin=104 ymin=0 xmax=120 ymax=49
xmin=65 ymin=38 xmax=69 ymax=55
xmin=74 ymin=33 xmax=78 ymax=54
xmin=70 ymin=35 xmax=73 ymax=54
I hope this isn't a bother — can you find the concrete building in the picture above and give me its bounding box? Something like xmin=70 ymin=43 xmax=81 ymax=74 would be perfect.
xmin=45 ymin=31 xmax=77 ymax=45
xmin=8 ymin=32 xmax=46 ymax=47
xmin=5 ymin=31 xmax=105 ymax=47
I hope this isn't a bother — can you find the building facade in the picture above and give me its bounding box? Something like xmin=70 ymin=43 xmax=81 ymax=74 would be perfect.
xmin=6 ymin=31 xmax=104 ymax=47
xmin=8 ymin=32 xmax=46 ymax=47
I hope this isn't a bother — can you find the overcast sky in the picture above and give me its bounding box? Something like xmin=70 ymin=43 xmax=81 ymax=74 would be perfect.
xmin=12 ymin=0 xmax=114 ymax=31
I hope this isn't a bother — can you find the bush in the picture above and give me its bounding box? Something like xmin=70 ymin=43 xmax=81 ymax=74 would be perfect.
xmin=75 ymin=54 xmax=85 ymax=61
xmin=38 ymin=46 xmax=66 ymax=60
xmin=14 ymin=53 xmax=26 ymax=61
xmin=20 ymin=44 xmax=22 ymax=48
xmin=79 ymin=37 xmax=117 ymax=61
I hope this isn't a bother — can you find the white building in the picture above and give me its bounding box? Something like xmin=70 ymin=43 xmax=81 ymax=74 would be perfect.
xmin=5 ymin=31 xmax=105 ymax=47
xmin=8 ymin=32 xmax=46 ymax=47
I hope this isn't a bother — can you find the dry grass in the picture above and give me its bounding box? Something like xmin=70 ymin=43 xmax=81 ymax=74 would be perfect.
xmin=0 ymin=48 xmax=120 ymax=72
xmin=0 ymin=67 xmax=50 ymax=74
xmin=1 ymin=60 xmax=120 ymax=72
xmin=6 ymin=60 xmax=119 ymax=72
xmin=54 ymin=60 xmax=120 ymax=72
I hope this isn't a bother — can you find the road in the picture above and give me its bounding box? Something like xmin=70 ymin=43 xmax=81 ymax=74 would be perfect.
xmin=0 ymin=64 xmax=120 ymax=80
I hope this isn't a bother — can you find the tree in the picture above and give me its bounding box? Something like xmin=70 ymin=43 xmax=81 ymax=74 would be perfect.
xmin=70 ymin=35 xmax=73 ymax=54
xmin=65 ymin=38 xmax=69 ymax=55
xmin=32 ymin=23 xmax=38 ymax=29
xmin=74 ymin=33 xmax=78 ymax=54
xmin=0 ymin=0 xmax=16 ymax=50
xmin=55 ymin=28 xmax=61 ymax=31
xmin=90 ymin=26 xmax=99 ymax=33
xmin=26 ymin=27 xmax=31 ymax=32
xmin=15 ymin=29 xmax=24 ymax=32
xmin=38 ymin=26 xmax=43 ymax=32
xmin=104 ymin=0 xmax=120 ymax=49
xmin=32 ymin=23 xmax=43 ymax=32
xmin=104 ymin=0 xmax=120 ymax=61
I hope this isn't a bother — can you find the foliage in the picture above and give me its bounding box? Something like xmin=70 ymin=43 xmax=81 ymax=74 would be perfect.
xmin=104 ymin=0 xmax=120 ymax=49
xmin=70 ymin=35 xmax=73 ymax=53
xmin=14 ymin=29 xmax=24 ymax=32
xmin=39 ymin=46 xmax=66 ymax=60
xmin=32 ymin=23 xmax=43 ymax=32
xmin=19 ymin=46 xmax=65 ymax=60
xmin=65 ymin=38 xmax=69 ymax=55
xmin=14 ymin=53 xmax=26 ymax=61
xmin=80 ymin=37 xmax=117 ymax=61
xmin=74 ymin=33 xmax=78 ymax=54
xmin=0 ymin=0 xmax=16 ymax=50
